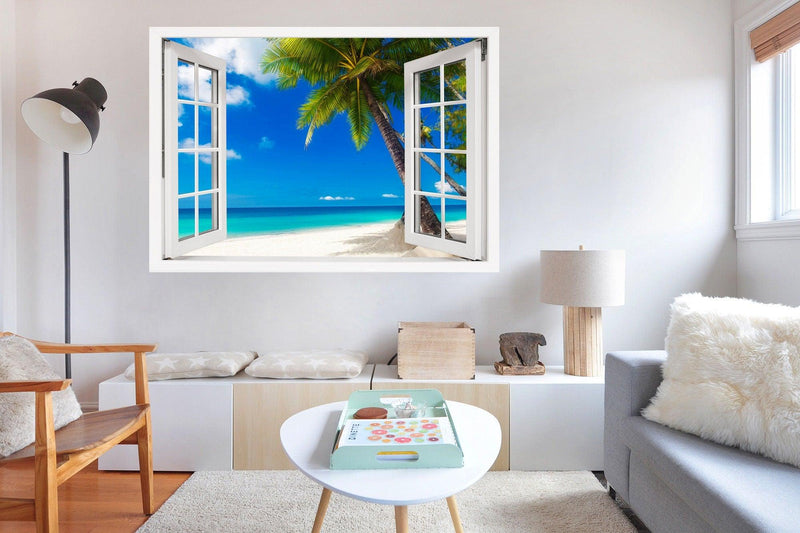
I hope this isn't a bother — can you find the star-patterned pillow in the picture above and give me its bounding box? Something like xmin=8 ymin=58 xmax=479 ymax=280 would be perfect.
xmin=124 ymin=351 xmax=257 ymax=381
xmin=244 ymin=350 xmax=368 ymax=379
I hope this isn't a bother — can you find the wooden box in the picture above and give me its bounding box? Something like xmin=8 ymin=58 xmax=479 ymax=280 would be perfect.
xmin=397 ymin=322 xmax=475 ymax=379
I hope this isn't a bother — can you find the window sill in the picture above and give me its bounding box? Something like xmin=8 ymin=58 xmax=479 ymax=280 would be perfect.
xmin=149 ymin=255 xmax=500 ymax=273
xmin=735 ymin=219 xmax=800 ymax=241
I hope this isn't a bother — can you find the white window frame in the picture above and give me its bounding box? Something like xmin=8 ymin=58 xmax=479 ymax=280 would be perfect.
xmin=163 ymin=40 xmax=227 ymax=258
xmin=404 ymin=40 xmax=485 ymax=260
xmin=148 ymin=27 xmax=499 ymax=272
xmin=735 ymin=0 xmax=800 ymax=240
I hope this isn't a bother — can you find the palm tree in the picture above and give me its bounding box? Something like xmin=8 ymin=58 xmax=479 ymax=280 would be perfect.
xmin=260 ymin=37 xmax=459 ymax=236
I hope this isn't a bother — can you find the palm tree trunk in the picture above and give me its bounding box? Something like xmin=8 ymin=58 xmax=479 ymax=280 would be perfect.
xmin=393 ymin=130 xmax=466 ymax=196
xmin=362 ymin=83 xmax=444 ymax=237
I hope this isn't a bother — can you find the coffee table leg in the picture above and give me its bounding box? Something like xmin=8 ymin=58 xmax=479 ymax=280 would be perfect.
xmin=312 ymin=488 xmax=332 ymax=533
xmin=394 ymin=505 xmax=409 ymax=533
xmin=446 ymin=496 xmax=464 ymax=533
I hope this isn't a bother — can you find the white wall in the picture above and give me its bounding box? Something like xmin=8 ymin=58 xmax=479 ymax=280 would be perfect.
xmin=7 ymin=0 xmax=737 ymax=403
xmin=0 ymin=0 xmax=16 ymax=332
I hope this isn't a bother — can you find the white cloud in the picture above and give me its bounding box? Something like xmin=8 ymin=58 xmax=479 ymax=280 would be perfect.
xmin=177 ymin=140 xmax=241 ymax=163
xmin=186 ymin=38 xmax=275 ymax=85
xmin=226 ymin=85 xmax=250 ymax=106
xmin=259 ymin=136 xmax=275 ymax=150
xmin=319 ymin=195 xmax=355 ymax=201
xmin=177 ymin=63 xmax=250 ymax=106
xmin=382 ymin=193 xmax=399 ymax=199
xmin=435 ymin=181 xmax=456 ymax=194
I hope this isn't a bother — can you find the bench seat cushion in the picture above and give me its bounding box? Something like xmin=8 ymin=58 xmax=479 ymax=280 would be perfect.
xmin=125 ymin=351 xmax=257 ymax=381
xmin=624 ymin=416 xmax=800 ymax=533
xmin=245 ymin=350 xmax=368 ymax=379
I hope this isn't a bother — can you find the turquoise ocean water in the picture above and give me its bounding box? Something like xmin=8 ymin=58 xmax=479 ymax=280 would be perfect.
xmin=179 ymin=205 xmax=466 ymax=238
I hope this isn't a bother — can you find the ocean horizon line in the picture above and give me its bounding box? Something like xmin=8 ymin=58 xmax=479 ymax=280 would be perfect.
xmin=179 ymin=204 xmax=465 ymax=238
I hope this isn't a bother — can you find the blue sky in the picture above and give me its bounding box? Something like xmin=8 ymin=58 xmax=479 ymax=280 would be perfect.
xmin=176 ymin=37 xmax=406 ymax=209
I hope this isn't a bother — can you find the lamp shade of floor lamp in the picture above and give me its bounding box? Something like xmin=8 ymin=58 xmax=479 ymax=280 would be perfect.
xmin=20 ymin=78 xmax=107 ymax=379
xmin=540 ymin=248 xmax=625 ymax=377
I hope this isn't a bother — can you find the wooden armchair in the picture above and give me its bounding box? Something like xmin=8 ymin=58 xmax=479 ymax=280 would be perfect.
xmin=0 ymin=333 xmax=157 ymax=532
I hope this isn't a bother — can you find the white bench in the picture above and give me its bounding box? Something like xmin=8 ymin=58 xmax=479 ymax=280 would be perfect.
xmin=99 ymin=364 xmax=604 ymax=472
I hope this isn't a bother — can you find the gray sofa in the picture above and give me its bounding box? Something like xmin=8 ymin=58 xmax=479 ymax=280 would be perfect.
xmin=604 ymin=351 xmax=800 ymax=533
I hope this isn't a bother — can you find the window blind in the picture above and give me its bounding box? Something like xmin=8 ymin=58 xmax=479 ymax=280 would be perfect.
xmin=751 ymin=2 xmax=800 ymax=63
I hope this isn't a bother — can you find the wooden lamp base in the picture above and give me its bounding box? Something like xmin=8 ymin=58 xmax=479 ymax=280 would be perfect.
xmin=563 ymin=306 xmax=603 ymax=377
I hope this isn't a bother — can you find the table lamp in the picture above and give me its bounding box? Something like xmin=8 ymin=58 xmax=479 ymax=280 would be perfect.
xmin=540 ymin=247 xmax=625 ymax=377
xmin=20 ymin=77 xmax=107 ymax=379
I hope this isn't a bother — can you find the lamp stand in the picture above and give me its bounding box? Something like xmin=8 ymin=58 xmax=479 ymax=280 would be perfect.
xmin=562 ymin=306 xmax=602 ymax=377
xmin=63 ymin=152 xmax=71 ymax=379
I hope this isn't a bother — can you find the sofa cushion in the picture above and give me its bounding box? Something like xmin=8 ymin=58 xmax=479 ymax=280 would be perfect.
xmin=624 ymin=416 xmax=800 ymax=533
xmin=643 ymin=293 xmax=800 ymax=468
xmin=125 ymin=351 xmax=257 ymax=381
xmin=244 ymin=350 xmax=368 ymax=379
xmin=0 ymin=335 xmax=83 ymax=457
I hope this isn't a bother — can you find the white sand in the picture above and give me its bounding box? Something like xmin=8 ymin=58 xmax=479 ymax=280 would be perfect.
xmin=185 ymin=220 xmax=466 ymax=258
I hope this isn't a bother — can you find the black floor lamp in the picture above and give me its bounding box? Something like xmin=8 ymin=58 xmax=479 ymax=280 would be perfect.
xmin=20 ymin=78 xmax=107 ymax=379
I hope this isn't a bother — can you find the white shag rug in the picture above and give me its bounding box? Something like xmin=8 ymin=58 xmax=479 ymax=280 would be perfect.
xmin=138 ymin=470 xmax=635 ymax=533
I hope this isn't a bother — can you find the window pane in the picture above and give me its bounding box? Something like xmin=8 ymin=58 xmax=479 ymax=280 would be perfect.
xmin=445 ymin=199 xmax=467 ymax=243
xmin=416 ymin=67 xmax=440 ymax=104
xmin=414 ymin=194 xmax=442 ymax=237
xmin=444 ymin=60 xmax=466 ymax=102
xmin=416 ymin=152 xmax=442 ymax=193
xmin=198 ymin=66 xmax=214 ymax=103
xmin=444 ymin=104 xmax=466 ymax=150
xmin=417 ymin=107 xmax=440 ymax=149
xmin=198 ymin=152 xmax=217 ymax=192
xmin=178 ymin=196 xmax=195 ymax=240
xmin=178 ymin=152 xmax=195 ymax=195
xmin=198 ymin=105 xmax=215 ymax=147
xmin=198 ymin=193 xmax=218 ymax=234
xmin=445 ymin=154 xmax=467 ymax=196
xmin=177 ymin=60 xmax=194 ymax=100
xmin=178 ymin=103 xmax=195 ymax=148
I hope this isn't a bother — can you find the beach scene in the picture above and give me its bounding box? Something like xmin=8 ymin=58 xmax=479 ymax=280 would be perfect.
xmin=173 ymin=36 xmax=472 ymax=258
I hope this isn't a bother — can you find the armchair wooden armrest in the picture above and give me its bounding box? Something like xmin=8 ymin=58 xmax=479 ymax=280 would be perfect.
xmin=28 ymin=339 xmax=157 ymax=355
xmin=0 ymin=380 xmax=71 ymax=393
xmin=0 ymin=333 xmax=157 ymax=406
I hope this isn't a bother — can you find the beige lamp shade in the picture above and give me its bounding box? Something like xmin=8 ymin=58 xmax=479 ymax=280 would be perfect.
xmin=540 ymin=249 xmax=626 ymax=307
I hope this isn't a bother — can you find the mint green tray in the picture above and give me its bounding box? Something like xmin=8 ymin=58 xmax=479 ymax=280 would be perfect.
xmin=330 ymin=389 xmax=464 ymax=470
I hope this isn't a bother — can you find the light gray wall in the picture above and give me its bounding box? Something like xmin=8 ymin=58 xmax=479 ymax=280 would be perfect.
xmin=738 ymin=240 xmax=800 ymax=305
xmin=8 ymin=0 xmax=737 ymax=403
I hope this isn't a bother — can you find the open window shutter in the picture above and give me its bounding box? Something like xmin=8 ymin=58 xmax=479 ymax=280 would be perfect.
xmin=163 ymin=40 xmax=227 ymax=258
xmin=403 ymin=40 xmax=485 ymax=260
xmin=751 ymin=2 xmax=800 ymax=63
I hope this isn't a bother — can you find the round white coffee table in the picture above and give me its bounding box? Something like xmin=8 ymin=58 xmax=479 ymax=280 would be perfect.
xmin=280 ymin=400 xmax=500 ymax=533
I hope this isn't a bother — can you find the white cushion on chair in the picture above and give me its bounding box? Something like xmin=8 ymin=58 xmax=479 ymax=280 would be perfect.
xmin=0 ymin=335 xmax=83 ymax=457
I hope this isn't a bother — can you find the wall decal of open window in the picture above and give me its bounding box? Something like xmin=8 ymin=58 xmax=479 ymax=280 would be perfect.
xmin=149 ymin=28 xmax=499 ymax=273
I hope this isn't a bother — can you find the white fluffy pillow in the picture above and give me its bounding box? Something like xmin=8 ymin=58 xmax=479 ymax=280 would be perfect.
xmin=0 ymin=335 xmax=83 ymax=457
xmin=245 ymin=350 xmax=368 ymax=379
xmin=125 ymin=351 xmax=256 ymax=381
xmin=643 ymin=293 xmax=800 ymax=468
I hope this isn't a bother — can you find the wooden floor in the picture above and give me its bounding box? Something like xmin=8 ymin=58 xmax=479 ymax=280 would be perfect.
xmin=0 ymin=460 xmax=190 ymax=532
